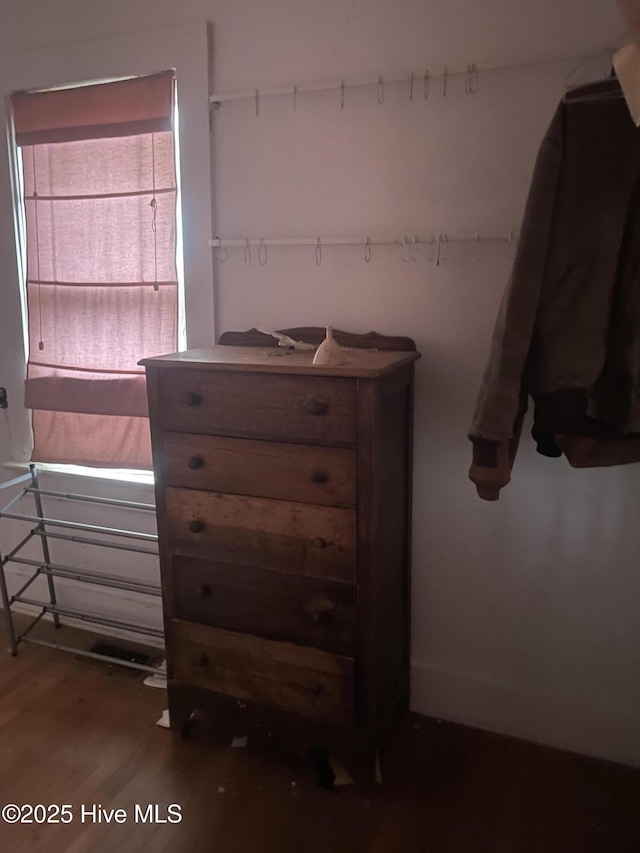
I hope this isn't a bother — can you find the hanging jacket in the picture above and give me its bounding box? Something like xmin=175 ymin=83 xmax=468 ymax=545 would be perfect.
xmin=469 ymin=77 xmax=640 ymax=500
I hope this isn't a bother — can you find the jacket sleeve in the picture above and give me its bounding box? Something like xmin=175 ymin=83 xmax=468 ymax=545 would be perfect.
xmin=468 ymin=102 xmax=564 ymax=500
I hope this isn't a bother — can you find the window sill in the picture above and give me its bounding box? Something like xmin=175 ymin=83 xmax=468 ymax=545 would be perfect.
xmin=2 ymin=460 xmax=155 ymax=488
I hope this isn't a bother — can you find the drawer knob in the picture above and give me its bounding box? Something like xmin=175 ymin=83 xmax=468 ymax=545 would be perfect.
xmin=310 ymin=470 xmax=329 ymax=485
xmin=189 ymin=519 xmax=204 ymax=534
xmin=308 ymin=597 xmax=335 ymax=622
xmin=304 ymin=397 xmax=329 ymax=416
xmin=198 ymin=653 xmax=209 ymax=667
xmin=188 ymin=455 xmax=205 ymax=470
xmin=186 ymin=391 xmax=202 ymax=407
xmin=200 ymin=582 xmax=212 ymax=598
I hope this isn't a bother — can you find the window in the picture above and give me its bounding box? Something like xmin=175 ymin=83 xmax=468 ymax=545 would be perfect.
xmin=10 ymin=72 xmax=178 ymax=469
xmin=0 ymin=24 xmax=214 ymax=473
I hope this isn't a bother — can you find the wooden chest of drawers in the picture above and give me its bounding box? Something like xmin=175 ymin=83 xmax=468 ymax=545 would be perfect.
xmin=141 ymin=329 xmax=419 ymax=772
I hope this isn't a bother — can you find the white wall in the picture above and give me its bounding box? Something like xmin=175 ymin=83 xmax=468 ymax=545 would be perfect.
xmin=1 ymin=0 xmax=639 ymax=767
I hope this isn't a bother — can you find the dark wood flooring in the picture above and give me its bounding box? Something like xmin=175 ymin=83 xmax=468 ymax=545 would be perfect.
xmin=0 ymin=616 xmax=639 ymax=853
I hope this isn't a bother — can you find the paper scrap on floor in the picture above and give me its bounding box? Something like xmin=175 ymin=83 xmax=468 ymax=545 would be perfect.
xmin=156 ymin=709 xmax=171 ymax=728
xmin=329 ymin=752 xmax=355 ymax=786
xmin=144 ymin=663 xmax=167 ymax=690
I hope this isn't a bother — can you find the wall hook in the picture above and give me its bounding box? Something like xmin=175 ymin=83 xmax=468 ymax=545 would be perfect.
xmin=364 ymin=237 xmax=372 ymax=263
xmin=409 ymin=72 xmax=415 ymax=101
xmin=293 ymin=85 xmax=297 ymax=112
xmin=216 ymin=238 xmax=228 ymax=262
xmin=424 ymin=70 xmax=430 ymax=100
xmin=428 ymin=234 xmax=437 ymax=263
xmin=400 ymin=235 xmax=417 ymax=263
xmin=255 ymin=89 xmax=260 ymax=118
xmin=244 ymin=238 xmax=252 ymax=264
xmin=315 ymin=238 xmax=322 ymax=266
xmin=258 ymin=238 xmax=268 ymax=266
xmin=465 ymin=63 xmax=479 ymax=94
xmin=436 ymin=233 xmax=449 ymax=266
xmin=442 ymin=67 xmax=448 ymax=97
xmin=377 ymin=76 xmax=384 ymax=105
xmin=341 ymin=80 xmax=345 ymax=109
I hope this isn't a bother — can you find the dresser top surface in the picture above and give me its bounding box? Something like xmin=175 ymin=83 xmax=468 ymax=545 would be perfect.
xmin=140 ymin=345 xmax=420 ymax=378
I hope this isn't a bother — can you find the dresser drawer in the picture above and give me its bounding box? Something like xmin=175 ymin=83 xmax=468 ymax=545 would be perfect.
xmin=170 ymin=619 xmax=355 ymax=725
xmin=172 ymin=556 xmax=357 ymax=655
xmin=165 ymin=486 xmax=357 ymax=582
xmin=159 ymin=369 xmax=357 ymax=444
xmin=163 ymin=433 xmax=357 ymax=508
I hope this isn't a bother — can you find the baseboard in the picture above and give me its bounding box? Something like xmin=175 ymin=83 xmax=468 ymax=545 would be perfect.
xmin=410 ymin=661 xmax=640 ymax=768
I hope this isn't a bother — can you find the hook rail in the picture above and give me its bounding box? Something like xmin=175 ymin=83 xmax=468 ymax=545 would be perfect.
xmin=209 ymin=49 xmax=610 ymax=107
xmin=210 ymin=233 xmax=518 ymax=263
xmin=211 ymin=67 xmax=474 ymax=106
xmin=210 ymin=234 xmax=516 ymax=249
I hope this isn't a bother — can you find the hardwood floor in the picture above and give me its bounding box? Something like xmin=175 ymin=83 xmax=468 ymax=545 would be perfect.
xmin=0 ymin=617 xmax=639 ymax=853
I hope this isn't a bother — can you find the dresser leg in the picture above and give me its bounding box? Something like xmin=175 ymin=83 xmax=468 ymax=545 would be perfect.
xmin=334 ymin=733 xmax=379 ymax=785
xmin=178 ymin=714 xmax=195 ymax=739
xmin=307 ymin=745 xmax=336 ymax=790
xmin=168 ymin=691 xmax=195 ymax=739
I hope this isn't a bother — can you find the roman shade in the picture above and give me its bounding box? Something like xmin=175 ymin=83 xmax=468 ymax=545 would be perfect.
xmin=12 ymin=71 xmax=178 ymax=468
